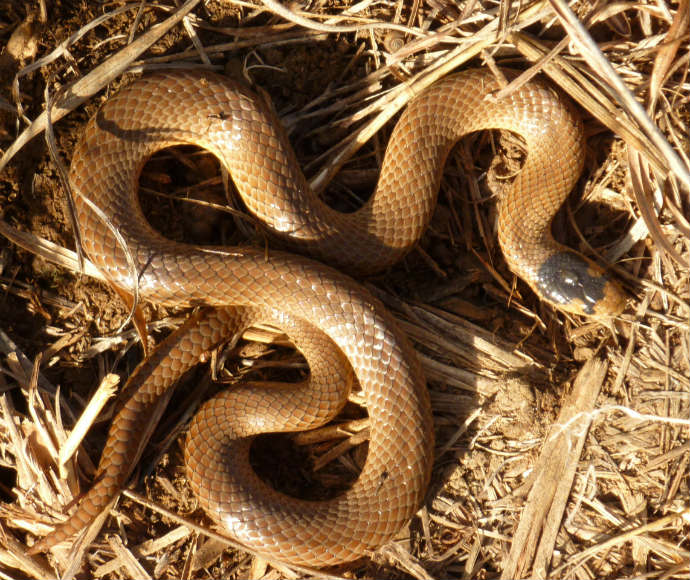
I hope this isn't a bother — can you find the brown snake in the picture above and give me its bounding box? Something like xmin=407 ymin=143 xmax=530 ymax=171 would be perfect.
xmin=31 ymin=68 xmax=626 ymax=565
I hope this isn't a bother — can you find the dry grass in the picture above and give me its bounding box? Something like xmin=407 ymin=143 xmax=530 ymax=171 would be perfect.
xmin=0 ymin=0 xmax=688 ymax=578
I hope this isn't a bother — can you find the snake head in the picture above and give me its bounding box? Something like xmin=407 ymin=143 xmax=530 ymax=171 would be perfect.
xmin=535 ymin=250 xmax=628 ymax=317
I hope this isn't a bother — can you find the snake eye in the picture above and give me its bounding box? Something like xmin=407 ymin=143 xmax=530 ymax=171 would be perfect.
xmin=559 ymin=269 xmax=581 ymax=289
xmin=559 ymin=268 xmax=598 ymax=306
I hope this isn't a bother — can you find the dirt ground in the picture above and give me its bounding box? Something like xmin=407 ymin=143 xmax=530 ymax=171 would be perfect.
xmin=0 ymin=1 xmax=688 ymax=579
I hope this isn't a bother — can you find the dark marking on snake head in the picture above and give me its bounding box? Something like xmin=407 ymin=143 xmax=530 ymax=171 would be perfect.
xmin=536 ymin=251 xmax=611 ymax=315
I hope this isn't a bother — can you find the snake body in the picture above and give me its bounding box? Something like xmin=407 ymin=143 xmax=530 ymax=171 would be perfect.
xmin=32 ymin=68 xmax=625 ymax=565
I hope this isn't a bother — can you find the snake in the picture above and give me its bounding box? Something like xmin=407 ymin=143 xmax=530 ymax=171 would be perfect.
xmin=30 ymin=68 xmax=626 ymax=566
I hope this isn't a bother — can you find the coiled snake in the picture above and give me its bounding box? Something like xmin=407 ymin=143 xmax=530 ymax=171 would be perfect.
xmin=31 ymin=68 xmax=626 ymax=566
